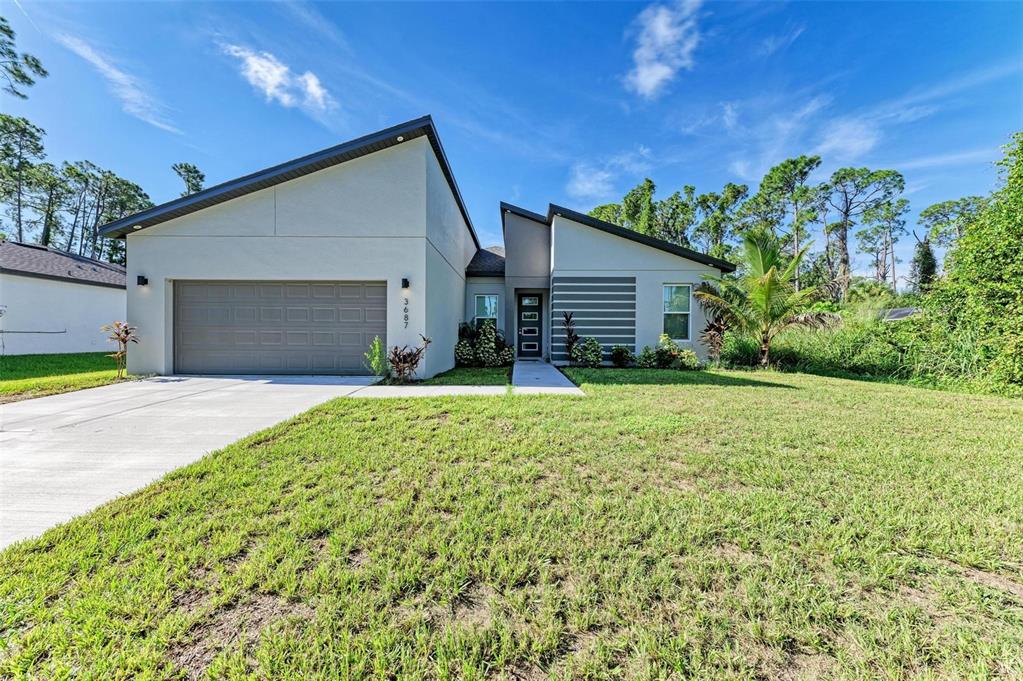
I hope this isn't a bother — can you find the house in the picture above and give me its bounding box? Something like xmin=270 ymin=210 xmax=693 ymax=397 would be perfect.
xmin=0 ymin=240 xmax=127 ymax=355
xmin=99 ymin=116 xmax=734 ymax=378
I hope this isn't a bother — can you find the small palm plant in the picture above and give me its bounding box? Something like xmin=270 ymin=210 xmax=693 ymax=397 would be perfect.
xmin=696 ymin=234 xmax=836 ymax=367
xmin=101 ymin=321 xmax=139 ymax=379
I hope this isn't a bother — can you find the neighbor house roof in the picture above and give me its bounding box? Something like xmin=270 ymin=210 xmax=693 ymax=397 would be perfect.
xmin=0 ymin=240 xmax=126 ymax=289
xmin=466 ymin=246 xmax=506 ymax=276
xmin=98 ymin=116 xmax=480 ymax=249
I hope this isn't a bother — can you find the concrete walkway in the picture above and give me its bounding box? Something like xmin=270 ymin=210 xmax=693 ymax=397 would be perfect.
xmin=511 ymin=361 xmax=583 ymax=394
xmin=0 ymin=375 xmax=373 ymax=549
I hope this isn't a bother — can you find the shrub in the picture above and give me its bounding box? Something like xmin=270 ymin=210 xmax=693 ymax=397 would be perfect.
xmin=454 ymin=320 xmax=515 ymax=368
xmin=101 ymin=321 xmax=139 ymax=379
xmin=610 ymin=344 xmax=635 ymax=367
xmin=571 ymin=337 xmax=603 ymax=367
xmin=454 ymin=338 xmax=475 ymax=367
xmin=654 ymin=334 xmax=679 ymax=369
xmin=673 ymin=348 xmax=702 ymax=370
xmin=474 ymin=321 xmax=499 ymax=367
xmin=561 ymin=312 xmax=580 ymax=357
xmin=388 ymin=336 xmax=432 ymax=383
xmin=636 ymin=345 xmax=657 ymax=368
xmin=363 ymin=335 xmax=388 ymax=376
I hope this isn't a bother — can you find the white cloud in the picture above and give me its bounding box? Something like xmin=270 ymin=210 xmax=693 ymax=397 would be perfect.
xmin=757 ymin=25 xmax=805 ymax=57
xmin=729 ymin=159 xmax=753 ymax=180
xmin=814 ymin=117 xmax=881 ymax=160
xmin=566 ymin=163 xmax=616 ymax=200
xmin=721 ymin=102 xmax=739 ymax=132
xmin=896 ymin=148 xmax=996 ymax=171
xmin=566 ymin=146 xmax=654 ymax=200
xmin=624 ymin=0 xmax=702 ymax=99
xmin=56 ymin=34 xmax=180 ymax=134
xmin=221 ymin=43 xmax=337 ymax=116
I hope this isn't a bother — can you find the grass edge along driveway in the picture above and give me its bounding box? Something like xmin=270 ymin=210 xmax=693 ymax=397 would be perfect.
xmin=0 ymin=352 xmax=128 ymax=403
xmin=1 ymin=369 xmax=1021 ymax=678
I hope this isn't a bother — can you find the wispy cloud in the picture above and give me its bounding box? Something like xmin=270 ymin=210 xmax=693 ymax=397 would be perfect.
xmin=624 ymin=0 xmax=702 ymax=99
xmin=56 ymin=34 xmax=180 ymax=134
xmin=757 ymin=25 xmax=805 ymax=57
xmin=813 ymin=117 xmax=881 ymax=160
xmin=221 ymin=43 xmax=338 ymax=118
xmin=896 ymin=148 xmax=996 ymax=171
xmin=565 ymin=146 xmax=653 ymax=201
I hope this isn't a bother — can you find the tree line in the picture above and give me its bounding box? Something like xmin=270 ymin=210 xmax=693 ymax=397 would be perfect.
xmin=0 ymin=17 xmax=204 ymax=265
xmin=587 ymin=156 xmax=984 ymax=302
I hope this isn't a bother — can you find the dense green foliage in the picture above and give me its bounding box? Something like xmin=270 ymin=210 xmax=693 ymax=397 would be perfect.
xmin=569 ymin=336 xmax=603 ymax=367
xmin=3 ymin=371 xmax=1022 ymax=677
xmin=454 ymin=321 xmax=515 ymax=368
xmin=716 ymin=134 xmax=1023 ymax=396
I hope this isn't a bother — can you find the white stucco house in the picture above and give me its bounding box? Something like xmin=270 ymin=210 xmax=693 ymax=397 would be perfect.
xmin=99 ymin=116 xmax=734 ymax=378
xmin=0 ymin=241 xmax=127 ymax=356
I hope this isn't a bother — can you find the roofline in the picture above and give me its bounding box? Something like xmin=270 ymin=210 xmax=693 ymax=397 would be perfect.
xmin=546 ymin=204 xmax=737 ymax=273
xmin=500 ymin=201 xmax=548 ymax=227
xmin=0 ymin=267 xmax=127 ymax=290
xmin=99 ymin=116 xmax=480 ymax=249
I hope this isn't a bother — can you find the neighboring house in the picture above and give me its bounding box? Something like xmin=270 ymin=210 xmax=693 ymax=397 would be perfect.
xmin=0 ymin=240 xmax=126 ymax=355
xmin=99 ymin=116 xmax=734 ymax=378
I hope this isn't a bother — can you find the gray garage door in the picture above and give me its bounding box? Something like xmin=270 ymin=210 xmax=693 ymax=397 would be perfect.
xmin=174 ymin=281 xmax=386 ymax=375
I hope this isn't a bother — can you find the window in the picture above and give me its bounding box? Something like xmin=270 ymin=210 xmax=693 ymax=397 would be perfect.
xmin=662 ymin=284 xmax=691 ymax=341
xmin=474 ymin=294 xmax=498 ymax=329
xmin=521 ymin=342 xmax=538 ymax=351
xmin=521 ymin=296 xmax=539 ymax=306
xmin=521 ymin=312 xmax=538 ymax=321
xmin=521 ymin=327 xmax=538 ymax=336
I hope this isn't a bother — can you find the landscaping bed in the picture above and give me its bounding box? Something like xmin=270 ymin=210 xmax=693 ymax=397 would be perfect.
xmin=2 ymin=370 xmax=1022 ymax=677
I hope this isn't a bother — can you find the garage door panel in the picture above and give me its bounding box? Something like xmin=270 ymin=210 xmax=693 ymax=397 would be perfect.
xmin=175 ymin=280 xmax=386 ymax=375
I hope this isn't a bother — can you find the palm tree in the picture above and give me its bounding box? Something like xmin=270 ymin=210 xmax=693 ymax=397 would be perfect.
xmin=696 ymin=234 xmax=836 ymax=367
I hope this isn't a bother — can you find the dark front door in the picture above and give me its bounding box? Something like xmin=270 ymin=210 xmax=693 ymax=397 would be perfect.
xmin=517 ymin=294 xmax=542 ymax=359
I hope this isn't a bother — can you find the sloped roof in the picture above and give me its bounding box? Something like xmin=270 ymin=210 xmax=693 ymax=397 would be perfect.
xmin=98 ymin=116 xmax=480 ymax=249
xmin=546 ymin=204 xmax=736 ymax=273
xmin=466 ymin=246 xmax=505 ymax=276
xmin=0 ymin=240 xmax=126 ymax=289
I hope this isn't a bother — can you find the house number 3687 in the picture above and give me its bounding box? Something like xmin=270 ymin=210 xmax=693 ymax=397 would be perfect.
xmin=403 ymin=298 xmax=409 ymax=328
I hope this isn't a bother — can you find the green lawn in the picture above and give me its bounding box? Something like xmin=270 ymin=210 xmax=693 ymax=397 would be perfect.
xmin=419 ymin=366 xmax=511 ymax=385
xmin=2 ymin=370 xmax=1022 ymax=678
xmin=0 ymin=352 xmax=125 ymax=402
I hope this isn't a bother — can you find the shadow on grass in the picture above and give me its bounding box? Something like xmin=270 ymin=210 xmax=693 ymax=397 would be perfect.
xmin=564 ymin=368 xmax=797 ymax=389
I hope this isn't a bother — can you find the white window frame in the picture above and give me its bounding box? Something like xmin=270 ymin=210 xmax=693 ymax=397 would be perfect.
xmin=474 ymin=294 xmax=499 ymax=325
xmin=662 ymin=284 xmax=692 ymax=342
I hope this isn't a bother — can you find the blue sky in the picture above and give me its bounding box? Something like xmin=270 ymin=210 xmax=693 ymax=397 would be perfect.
xmin=6 ymin=1 xmax=1022 ymax=273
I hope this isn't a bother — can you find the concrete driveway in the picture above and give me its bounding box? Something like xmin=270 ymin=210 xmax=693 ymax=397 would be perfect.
xmin=0 ymin=376 xmax=374 ymax=549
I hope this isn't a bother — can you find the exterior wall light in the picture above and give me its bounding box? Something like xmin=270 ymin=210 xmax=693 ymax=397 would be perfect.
xmin=401 ymin=277 xmax=410 ymax=290
xmin=137 ymin=275 xmax=149 ymax=286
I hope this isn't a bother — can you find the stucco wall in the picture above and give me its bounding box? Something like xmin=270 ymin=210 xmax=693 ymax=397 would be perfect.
xmin=502 ymin=211 xmax=552 ymax=356
xmin=550 ymin=215 xmax=720 ymax=360
xmin=0 ymin=274 xmax=125 ymax=355
xmin=124 ymin=139 xmax=437 ymax=376
xmin=423 ymin=145 xmax=474 ymax=377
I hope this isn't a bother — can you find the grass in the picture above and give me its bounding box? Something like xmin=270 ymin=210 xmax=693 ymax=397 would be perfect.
xmin=2 ymin=369 xmax=1022 ymax=678
xmin=419 ymin=366 xmax=511 ymax=385
xmin=0 ymin=352 xmax=125 ymax=402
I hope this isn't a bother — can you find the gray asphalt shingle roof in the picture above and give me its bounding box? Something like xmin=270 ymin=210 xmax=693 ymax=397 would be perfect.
xmin=466 ymin=246 xmax=505 ymax=276
xmin=0 ymin=240 xmax=126 ymax=289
